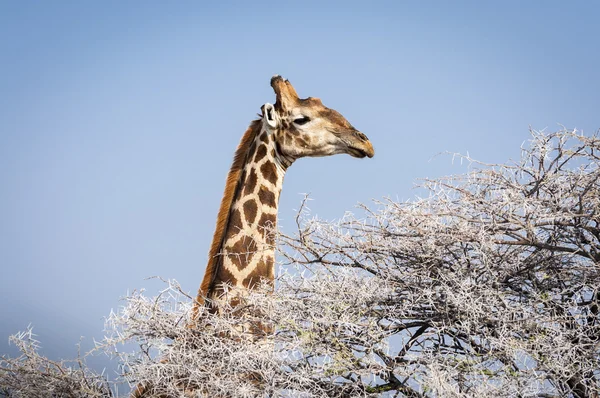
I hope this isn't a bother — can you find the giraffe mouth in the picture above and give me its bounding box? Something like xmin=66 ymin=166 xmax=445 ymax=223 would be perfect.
xmin=348 ymin=147 xmax=368 ymax=158
xmin=347 ymin=144 xmax=375 ymax=158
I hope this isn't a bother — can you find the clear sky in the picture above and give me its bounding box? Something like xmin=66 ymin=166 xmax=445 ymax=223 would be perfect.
xmin=1 ymin=0 xmax=598 ymax=378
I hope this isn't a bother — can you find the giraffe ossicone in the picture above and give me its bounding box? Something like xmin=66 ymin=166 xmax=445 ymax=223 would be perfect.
xmin=192 ymin=75 xmax=374 ymax=318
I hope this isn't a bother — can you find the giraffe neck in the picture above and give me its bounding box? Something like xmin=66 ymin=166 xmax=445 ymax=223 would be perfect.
xmin=217 ymin=126 xmax=286 ymax=292
xmin=195 ymin=121 xmax=290 ymax=312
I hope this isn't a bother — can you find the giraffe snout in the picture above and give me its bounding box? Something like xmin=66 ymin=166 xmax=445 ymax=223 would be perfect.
xmin=360 ymin=139 xmax=375 ymax=158
xmin=345 ymin=130 xmax=374 ymax=158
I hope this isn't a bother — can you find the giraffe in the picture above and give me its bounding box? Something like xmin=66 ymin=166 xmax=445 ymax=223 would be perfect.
xmin=191 ymin=75 xmax=374 ymax=319
xmin=131 ymin=76 xmax=373 ymax=397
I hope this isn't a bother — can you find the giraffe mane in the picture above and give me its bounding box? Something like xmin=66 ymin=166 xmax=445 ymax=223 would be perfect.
xmin=195 ymin=119 xmax=263 ymax=308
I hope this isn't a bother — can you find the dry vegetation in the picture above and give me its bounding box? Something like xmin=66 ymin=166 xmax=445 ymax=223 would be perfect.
xmin=1 ymin=129 xmax=599 ymax=397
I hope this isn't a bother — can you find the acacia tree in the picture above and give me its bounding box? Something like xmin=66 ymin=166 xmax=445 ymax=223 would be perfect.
xmin=1 ymin=128 xmax=598 ymax=397
xmin=273 ymin=128 xmax=600 ymax=397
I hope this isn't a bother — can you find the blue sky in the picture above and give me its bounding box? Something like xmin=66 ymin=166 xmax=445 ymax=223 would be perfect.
xmin=1 ymin=1 xmax=598 ymax=377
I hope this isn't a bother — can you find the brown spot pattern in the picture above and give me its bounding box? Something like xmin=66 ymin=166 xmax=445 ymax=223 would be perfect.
xmin=243 ymin=200 xmax=258 ymax=225
xmin=243 ymin=256 xmax=275 ymax=287
xmin=258 ymin=257 xmax=274 ymax=277
xmin=243 ymin=275 xmax=260 ymax=289
xmin=244 ymin=168 xmax=258 ymax=195
xmin=214 ymin=260 xmax=236 ymax=287
xmin=243 ymin=257 xmax=274 ymax=287
xmin=228 ymin=235 xmax=258 ymax=270
xmin=296 ymin=136 xmax=308 ymax=147
xmin=258 ymin=185 xmax=276 ymax=208
xmin=318 ymin=108 xmax=349 ymax=127
xmin=258 ymin=212 xmax=276 ymax=228
xmin=258 ymin=213 xmax=277 ymax=245
xmin=260 ymin=161 xmax=278 ymax=185
xmin=254 ymin=144 xmax=267 ymax=163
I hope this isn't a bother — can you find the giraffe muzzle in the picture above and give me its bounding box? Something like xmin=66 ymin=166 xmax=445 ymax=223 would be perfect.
xmin=346 ymin=131 xmax=375 ymax=158
xmin=347 ymin=142 xmax=375 ymax=158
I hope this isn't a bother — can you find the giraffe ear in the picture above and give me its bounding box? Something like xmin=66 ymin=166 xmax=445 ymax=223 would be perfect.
xmin=261 ymin=103 xmax=280 ymax=129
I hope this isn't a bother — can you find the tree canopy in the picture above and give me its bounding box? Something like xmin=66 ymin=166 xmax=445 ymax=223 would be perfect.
xmin=2 ymin=129 xmax=599 ymax=397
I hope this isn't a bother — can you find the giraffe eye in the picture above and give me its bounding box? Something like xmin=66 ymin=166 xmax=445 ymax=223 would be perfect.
xmin=293 ymin=116 xmax=311 ymax=125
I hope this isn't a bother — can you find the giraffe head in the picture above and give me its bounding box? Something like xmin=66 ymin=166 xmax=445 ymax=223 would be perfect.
xmin=261 ymin=76 xmax=374 ymax=161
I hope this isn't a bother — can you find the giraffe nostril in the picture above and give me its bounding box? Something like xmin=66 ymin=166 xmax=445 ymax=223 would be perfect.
xmin=354 ymin=131 xmax=369 ymax=142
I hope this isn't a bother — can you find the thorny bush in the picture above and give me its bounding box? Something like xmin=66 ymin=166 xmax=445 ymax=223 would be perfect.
xmin=1 ymin=129 xmax=599 ymax=397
